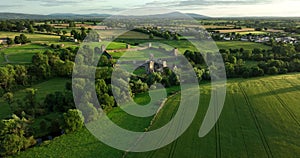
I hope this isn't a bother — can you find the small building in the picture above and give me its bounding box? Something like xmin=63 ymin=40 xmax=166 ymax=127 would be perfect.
xmin=101 ymin=45 xmax=106 ymax=52
xmin=223 ymin=37 xmax=232 ymax=41
xmin=0 ymin=38 xmax=8 ymax=44
xmin=173 ymin=48 xmax=178 ymax=56
xmin=126 ymin=44 xmax=131 ymax=49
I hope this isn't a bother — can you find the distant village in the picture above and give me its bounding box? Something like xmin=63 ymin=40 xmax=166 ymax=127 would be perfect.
xmin=216 ymin=33 xmax=298 ymax=44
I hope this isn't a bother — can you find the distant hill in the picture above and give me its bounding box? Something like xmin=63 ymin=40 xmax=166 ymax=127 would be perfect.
xmin=0 ymin=13 xmax=47 ymax=19
xmin=0 ymin=12 xmax=209 ymax=20
xmin=0 ymin=13 xmax=110 ymax=20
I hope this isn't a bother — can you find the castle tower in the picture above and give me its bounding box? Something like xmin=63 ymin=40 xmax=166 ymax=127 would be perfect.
xmin=101 ymin=45 xmax=106 ymax=52
xmin=173 ymin=48 xmax=178 ymax=56
xmin=149 ymin=61 xmax=155 ymax=73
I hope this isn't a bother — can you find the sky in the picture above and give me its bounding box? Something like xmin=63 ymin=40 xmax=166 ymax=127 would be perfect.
xmin=0 ymin=0 xmax=299 ymax=17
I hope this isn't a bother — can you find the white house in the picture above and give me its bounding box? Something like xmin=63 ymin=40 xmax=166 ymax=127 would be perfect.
xmin=0 ymin=38 xmax=8 ymax=44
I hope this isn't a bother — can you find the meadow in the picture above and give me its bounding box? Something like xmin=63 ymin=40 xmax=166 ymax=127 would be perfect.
xmin=0 ymin=78 xmax=69 ymax=120
xmin=14 ymin=73 xmax=300 ymax=158
xmin=0 ymin=44 xmax=49 ymax=64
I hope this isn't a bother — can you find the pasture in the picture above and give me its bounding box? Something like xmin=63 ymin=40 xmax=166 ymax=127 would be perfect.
xmin=0 ymin=31 xmax=78 ymax=47
xmin=0 ymin=44 xmax=49 ymax=64
xmin=0 ymin=31 xmax=59 ymax=43
xmin=98 ymin=30 xmax=161 ymax=40
xmin=0 ymin=78 xmax=69 ymax=120
xmin=14 ymin=73 xmax=300 ymax=158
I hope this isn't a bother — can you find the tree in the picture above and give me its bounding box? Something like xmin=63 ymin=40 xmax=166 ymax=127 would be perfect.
xmin=78 ymin=103 xmax=98 ymax=122
xmin=0 ymin=114 xmax=36 ymax=156
xmin=62 ymin=30 xmax=67 ymax=35
xmin=28 ymin=25 xmax=34 ymax=33
xmin=69 ymin=22 xmax=76 ymax=27
xmin=14 ymin=36 xmax=21 ymax=44
xmin=130 ymin=79 xmax=148 ymax=94
xmin=268 ymin=66 xmax=278 ymax=75
xmin=31 ymin=53 xmax=51 ymax=79
xmin=251 ymin=66 xmax=264 ymax=77
xmin=14 ymin=65 xmax=28 ymax=86
xmin=242 ymin=50 xmax=252 ymax=60
xmin=55 ymin=29 xmax=62 ymax=35
xmin=62 ymin=109 xmax=84 ymax=133
xmin=3 ymin=92 xmax=13 ymax=105
xmin=6 ymin=38 xmax=14 ymax=45
xmin=0 ymin=67 xmax=14 ymax=91
xmin=146 ymin=72 xmax=162 ymax=86
xmin=149 ymin=33 xmax=154 ymax=39
xmin=19 ymin=34 xmax=29 ymax=44
xmin=22 ymin=88 xmax=38 ymax=116
xmin=228 ymin=55 xmax=237 ymax=64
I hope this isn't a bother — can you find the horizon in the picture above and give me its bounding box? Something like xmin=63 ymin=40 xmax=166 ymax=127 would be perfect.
xmin=0 ymin=0 xmax=299 ymax=17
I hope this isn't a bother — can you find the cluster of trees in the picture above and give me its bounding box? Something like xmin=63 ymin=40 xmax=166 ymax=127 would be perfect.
xmin=184 ymin=43 xmax=300 ymax=79
xmin=0 ymin=47 xmax=76 ymax=95
xmin=14 ymin=34 xmax=30 ymax=44
xmin=0 ymin=20 xmax=35 ymax=32
xmin=0 ymin=88 xmax=84 ymax=156
xmin=0 ymin=113 xmax=36 ymax=156
xmin=133 ymin=27 xmax=180 ymax=40
xmin=69 ymin=27 xmax=90 ymax=41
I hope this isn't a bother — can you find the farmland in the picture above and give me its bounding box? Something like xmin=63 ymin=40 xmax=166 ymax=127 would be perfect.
xmin=14 ymin=73 xmax=300 ymax=157
xmin=0 ymin=44 xmax=49 ymax=64
xmin=0 ymin=15 xmax=299 ymax=158
xmin=0 ymin=78 xmax=69 ymax=120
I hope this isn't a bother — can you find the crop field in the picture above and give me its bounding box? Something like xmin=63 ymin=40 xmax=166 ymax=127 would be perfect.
xmin=239 ymin=31 xmax=268 ymax=35
xmin=126 ymin=74 xmax=300 ymax=158
xmin=0 ymin=78 xmax=69 ymax=120
xmin=14 ymin=73 xmax=300 ymax=157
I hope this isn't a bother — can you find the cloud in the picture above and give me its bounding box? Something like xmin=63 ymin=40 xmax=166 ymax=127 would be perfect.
xmin=77 ymin=6 xmax=126 ymax=13
xmin=145 ymin=0 xmax=274 ymax=7
xmin=24 ymin=0 xmax=86 ymax=7
xmin=0 ymin=4 xmax=23 ymax=8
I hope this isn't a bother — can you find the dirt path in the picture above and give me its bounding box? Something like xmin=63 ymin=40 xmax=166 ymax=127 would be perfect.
xmin=4 ymin=54 xmax=9 ymax=63
xmin=0 ymin=45 xmax=10 ymax=63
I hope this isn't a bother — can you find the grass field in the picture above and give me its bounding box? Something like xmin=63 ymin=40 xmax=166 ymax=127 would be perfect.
xmin=14 ymin=73 xmax=300 ymax=157
xmin=0 ymin=31 xmax=78 ymax=47
xmin=98 ymin=30 xmax=161 ymax=40
xmin=126 ymin=74 xmax=300 ymax=158
xmin=239 ymin=31 xmax=268 ymax=35
xmin=160 ymin=40 xmax=271 ymax=53
xmin=215 ymin=41 xmax=271 ymax=50
xmin=0 ymin=78 xmax=69 ymax=120
xmin=0 ymin=44 xmax=49 ymax=64
xmin=0 ymin=32 xmax=59 ymax=43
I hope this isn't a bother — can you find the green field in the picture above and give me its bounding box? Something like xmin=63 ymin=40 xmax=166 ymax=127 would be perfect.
xmin=14 ymin=74 xmax=300 ymax=157
xmin=216 ymin=41 xmax=271 ymax=50
xmin=239 ymin=31 xmax=268 ymax=35
xmin=160 ymin=40 xmax=271 ymax=53
xmin=0 ymin=78 xmax=69 ymax=120
xmin=0 ymin=31 xmax=78 ymax=47
xmin=0 ymin=32 xmax=59 ymax=43
xmin=98 ymin=30 xmax=161 ymax=40
xmin=0 ymin=44 xmax=49 ymax=64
